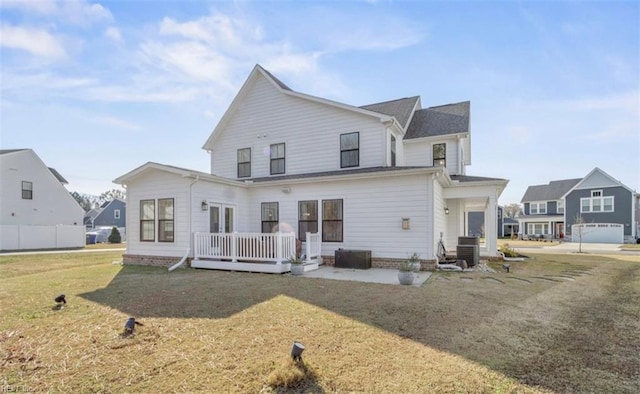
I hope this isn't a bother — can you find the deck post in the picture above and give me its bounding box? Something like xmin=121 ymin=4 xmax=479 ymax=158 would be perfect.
xmin=231 ymin=232 xmax=237 ymax=262
xmin=305 ymin=232 xmax=311 ymax=263
xmin=276 ymin=231 xmax=282 ymax=264
xmin=194 ymin=233 xmax=200 ymax=260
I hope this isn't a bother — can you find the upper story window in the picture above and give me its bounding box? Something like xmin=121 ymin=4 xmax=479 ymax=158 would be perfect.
xmin=22 ymin=181 xmax=33 ymax=199
xmin=261 ymin=202 xmax=279 ymax=233
xmin=581 ymin=194 xmax=614 ymax=213
xmin=557 ymin=201 xmax=564 ymax=214
xmin=158 ymin=198 xmax=174 ymax=242
xmin=433 ymin=143 xmax=446 ymax=167
xmin=270 ymin=143 xmax=285 ymax=175
xmin=340 ymin=132 xmax=359 ymax=168
xmin=237 ymin=148 xmax=251 ymax=178
xmin=140 ymin=199 xmax=155 ymax=242
xmin=530 ymin=202 xmax=547 ymax=215
xmin=390 ymin=135 xmax=396 ymax=167
xmin=114 ymin=209 xmax=121 ymax=219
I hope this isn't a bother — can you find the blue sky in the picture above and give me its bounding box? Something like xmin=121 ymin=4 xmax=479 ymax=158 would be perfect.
xmin=1 ymin=0 xmax=638 ymax=205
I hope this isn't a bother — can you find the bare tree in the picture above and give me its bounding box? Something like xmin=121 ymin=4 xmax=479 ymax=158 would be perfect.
xmin=503 ymin=203 xmax=523 ymax=218
xmin=98 ymin=189 xmax=126 ymax=204
xmin=573 ymin=213 xmax=593 ymax=253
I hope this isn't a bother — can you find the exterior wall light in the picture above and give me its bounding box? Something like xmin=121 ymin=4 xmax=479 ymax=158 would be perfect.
xmin=444 ymin=207 xmax=450 ymax=215
xmin=402 ymin=218 xmax=410 ymax=230
xmin=201 ymin=201 xmax=208 ymax=211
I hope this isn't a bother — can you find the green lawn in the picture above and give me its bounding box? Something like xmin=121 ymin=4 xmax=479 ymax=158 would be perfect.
xmin=1 ymin=251 xmax=639 ymax=393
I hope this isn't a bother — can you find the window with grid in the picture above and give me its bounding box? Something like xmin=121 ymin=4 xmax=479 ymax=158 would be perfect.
xmin=158 ymin=198 xmax=174 ymax=242
xmin=433 ymin=143 xmax=446 ymax=167
xmin=22 ymin=181 xmax=33 ymax=199
xmin=237 ymin=148 xmax=251 ymax=178
xmin=298 ymin=200 xmax=318 ymax=241
xmin=140 ymin=200 xmax=155 ymax=241
xmin=261 ymin=202 xmax=279 ymax=233
xmin=322 ymin=199 xmax=343 ymax=242
xmin=270 ymin=143 xmax=285 ymax=175
xmin=340 ymin=132 xmax=359 ymax=168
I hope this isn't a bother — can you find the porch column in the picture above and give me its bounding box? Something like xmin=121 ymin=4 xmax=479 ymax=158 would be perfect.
xmin=484 ymin=195 xmax=498 ymax=256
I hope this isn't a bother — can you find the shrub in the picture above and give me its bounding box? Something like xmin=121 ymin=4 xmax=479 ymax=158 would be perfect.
xmin=108 ymin=227 xmax=122 ymax=244
xmin=499 ymin=244 xmax=519 ymax=258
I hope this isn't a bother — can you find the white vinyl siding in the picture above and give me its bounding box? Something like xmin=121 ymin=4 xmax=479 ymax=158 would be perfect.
xmin=403 ymin=137 xmax=461 ymax=175
xmin=245 ymin=172 xmax=435 ymax=259
xmin=210 ymin=75 xmax=385 ymax=178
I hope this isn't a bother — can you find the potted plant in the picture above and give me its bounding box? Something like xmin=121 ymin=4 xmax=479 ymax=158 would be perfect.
xmin=289 ymin=255 xmax=305 ymax=276
xmin=398 ymin=259 xmax=415 ymax=285
xmin=406 ymin=252 xmax=421 ymax=272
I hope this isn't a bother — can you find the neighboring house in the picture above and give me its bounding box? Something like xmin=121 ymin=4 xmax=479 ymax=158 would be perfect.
xmin=84 ymin=199 xmax=126 ymax=229
xmin=0 ymin=149 xmax=85 ymax=251
xmin=502 ymin=216 xmax=520 ymax=238
xmin=114 ymin=65 xmax=508 ymax=269
xmin=467 ymin=206 xmax=519 ymax=238
xmin=518 ymin=178 xmax=581 ymax=239
xmin=564 ymin=168 xmax=637 ymax=244
xmin=518 ymin=167 xmax=637 ymax=243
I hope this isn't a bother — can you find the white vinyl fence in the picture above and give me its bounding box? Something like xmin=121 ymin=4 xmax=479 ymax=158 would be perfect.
xmin=0 ymin=224 xmax=85 ymax=251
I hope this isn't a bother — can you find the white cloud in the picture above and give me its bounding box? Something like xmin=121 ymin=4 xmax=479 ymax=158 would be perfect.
xmin=1 ymin=0 xmax=112 ymax=26
xmin=0 ymin=24 xmax=67 ymax=59
xmin=105 ymin=27 xmax=122 ymax=42
xmin=93 ymin=115 xmax=141 ymax=131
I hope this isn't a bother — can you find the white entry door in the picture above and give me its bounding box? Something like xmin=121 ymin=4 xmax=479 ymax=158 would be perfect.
xmin=209 ymin=204 xmax=235 ymax=234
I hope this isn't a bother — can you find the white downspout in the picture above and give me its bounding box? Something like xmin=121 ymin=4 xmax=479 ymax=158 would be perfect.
xmin=168 ymin=248 xmax=190 ymax=272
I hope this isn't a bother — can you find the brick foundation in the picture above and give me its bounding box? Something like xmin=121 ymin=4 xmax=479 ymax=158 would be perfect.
xmin=322 ymin=255 xmax=437 ymax=271
xmin=123 ymin=254 xmax=191 ymax=268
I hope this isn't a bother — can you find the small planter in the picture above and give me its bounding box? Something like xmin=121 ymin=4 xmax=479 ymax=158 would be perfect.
xmin=410 ymin=262 xmax=421 ymax=272
xmin=398 ymin=271 xmax=414 ymax=285
xmin=290 ymin=264 xmax=305 ymax=276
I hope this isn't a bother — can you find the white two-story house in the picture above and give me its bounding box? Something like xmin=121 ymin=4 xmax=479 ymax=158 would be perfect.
xmin=115 ymin=65 xmax=508 ymax=271
xmin=0 ymin=149 xmax=85 ymax=251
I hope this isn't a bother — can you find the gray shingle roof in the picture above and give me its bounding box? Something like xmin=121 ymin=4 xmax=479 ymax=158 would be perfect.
xmin=259 ymin=66 xmax=292 ymax=91
xmin=520 ymin=178 xmax=582 ymax=202
xmin=48 ymin=167 xmax=68 ymax=184
xmin=359 ymin=96 xmax=420 ymax=129
xmin=404 ymin=101 xmax=470 ymax=139
xmin=0 ymin=149 xmax=28 ymax=155
xmin=451 ymin=174 xmax=507 ymax=183
xmin=249 ymin=166 xmax=433 ymax=183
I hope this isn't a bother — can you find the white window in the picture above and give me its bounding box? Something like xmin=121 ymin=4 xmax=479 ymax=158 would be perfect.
xmin=527 ymin=223 xmax=548 ymax=235
xmin=530 ymin=202 xmax=547 ymax=215
xmin=557 ymin=200 xmax=565 ymax=214
xmin=114 ymin=209 xmax=121 ymax=219
xmin=581 ymin=195 xmax=614 ymax=213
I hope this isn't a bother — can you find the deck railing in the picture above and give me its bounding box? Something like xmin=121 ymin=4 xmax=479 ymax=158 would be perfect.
xmin=304 ymin=232 xmax=321 ymax=260
xmin=194 ymin=231 xmax=297 ymax=264
xmin=194 ymin=231 xmax=322 ymax=264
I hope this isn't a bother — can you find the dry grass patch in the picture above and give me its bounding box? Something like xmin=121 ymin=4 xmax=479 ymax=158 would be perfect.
xmin=1 ymin=251 xmax=638 ymax=393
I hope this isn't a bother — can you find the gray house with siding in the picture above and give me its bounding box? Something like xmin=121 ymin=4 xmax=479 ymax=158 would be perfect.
xmin=518 ymin=178 xmax=581 ymax=239
xmin=84 ymin=198 xmax=126 ymax=231
xmin=563 ymin=168 xmax=637 ymax=243
xmin=518 ymin=167 xmax=637 ymax=243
